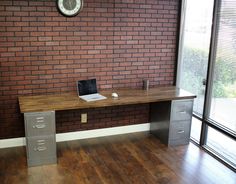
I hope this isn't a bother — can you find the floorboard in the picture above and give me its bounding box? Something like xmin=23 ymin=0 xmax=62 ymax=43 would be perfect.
xmin=0 ymin=132 xmax=235 ymax=184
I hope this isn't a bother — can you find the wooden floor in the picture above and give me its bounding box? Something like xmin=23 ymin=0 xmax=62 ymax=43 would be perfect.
xmin=0 ymin=132 xmax=235 ymax=184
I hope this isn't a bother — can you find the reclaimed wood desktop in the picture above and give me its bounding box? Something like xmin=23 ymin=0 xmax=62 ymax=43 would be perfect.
xmin=18 ymin=86 xmax=196 ymax=167
xmin=19 ymin=86 xmax=195 ymax=113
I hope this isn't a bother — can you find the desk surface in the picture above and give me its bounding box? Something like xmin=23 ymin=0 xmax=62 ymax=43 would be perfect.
xmin=19 ymin=86 xmax=196 ymax=113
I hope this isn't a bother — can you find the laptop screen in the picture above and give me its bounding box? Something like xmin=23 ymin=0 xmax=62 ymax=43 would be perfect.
xmin=77 ymin=79 xmax=98 ymax=96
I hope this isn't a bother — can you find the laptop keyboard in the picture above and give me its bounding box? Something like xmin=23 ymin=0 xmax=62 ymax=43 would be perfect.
xmin=79 ymin=93 xmax=107 ymax=102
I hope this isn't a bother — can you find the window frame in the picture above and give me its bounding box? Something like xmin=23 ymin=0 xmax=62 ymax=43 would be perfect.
xmin=176 ymin=0 xmax=236 ymax=171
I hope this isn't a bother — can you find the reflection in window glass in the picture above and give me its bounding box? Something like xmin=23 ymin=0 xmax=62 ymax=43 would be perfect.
xmin=179 ymin=0 xmax=214 ymax=116
xmin=209 ymin=0 xmax=236 ymax=133
xmin=206 ymin=126 xmax=236 ymax=167
xmin=190 ymin=117 xmax=202 ymax=143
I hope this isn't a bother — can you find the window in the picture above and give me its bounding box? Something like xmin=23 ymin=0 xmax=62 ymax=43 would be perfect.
xmin=190 ymin=117 xmax=202 ymax=143
xmin=177 ymin=0 xmax=214 ymax=116
xmin=209 ymin=0 xmax=236 ymax=134
xmin=206 ymin=126 xmax=236 ymax=166
xmin=177 ymin=0 xmax=236 ymax=170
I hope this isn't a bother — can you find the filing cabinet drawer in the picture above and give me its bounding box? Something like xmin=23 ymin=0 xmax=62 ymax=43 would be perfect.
xmin=26 ymin=135 xmax=56 ymax=160
xmin=168 ymin=138 xmax=190 ymax=146
xmin=27 ymin=156 xmax=57 ymax=167
xmin=171 ymin=100 xmax=193 ymax=121
xmin=24 ymin=111 xmax=55 ymax=137
xmin=169 ymin=121 xmax=191 ymax=141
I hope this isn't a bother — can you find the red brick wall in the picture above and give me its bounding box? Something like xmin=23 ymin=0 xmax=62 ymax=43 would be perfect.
xmin=0 ymin=0 xmax=179 ymax=139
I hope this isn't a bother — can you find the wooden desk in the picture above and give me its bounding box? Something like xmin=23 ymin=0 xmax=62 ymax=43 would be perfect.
xmin=19 ymin=86 xmax=195 ymax=112
xmin=19 ymin=86 xmax=196 ymax=167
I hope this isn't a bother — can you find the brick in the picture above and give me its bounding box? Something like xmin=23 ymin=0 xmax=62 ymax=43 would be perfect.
xmin=14 ymin=11 xmax=28 ymax=16
xmin=0 ymin=0 xmax=178 ymax=139
xmin=15 ymin=51 xmax=30 ymax=57
xmin=21 ymin=17 xmax=37 ymax=22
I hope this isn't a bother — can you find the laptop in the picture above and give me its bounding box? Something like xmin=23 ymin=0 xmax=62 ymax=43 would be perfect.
xmin=77 ymin=79 xmax=107 ymax=102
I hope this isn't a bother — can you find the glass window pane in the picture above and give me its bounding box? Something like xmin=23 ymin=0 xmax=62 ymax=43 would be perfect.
xmin=178 ymin=0 xmax=214 ymax=116
xmin=190 ymin=117 xmax=202 ymax=143
xmin=206 ymin=126 xmax=236 ymax=167
xmin=209 ymin=0 xmax=236 ymax=133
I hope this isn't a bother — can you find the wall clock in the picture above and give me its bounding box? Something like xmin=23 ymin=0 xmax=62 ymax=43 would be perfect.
xmin=57 ymin=0 xmax=83 ymax=17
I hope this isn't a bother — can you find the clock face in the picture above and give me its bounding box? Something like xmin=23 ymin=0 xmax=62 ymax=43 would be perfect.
xmin=57 ymin=0 xmax=83 ymax=17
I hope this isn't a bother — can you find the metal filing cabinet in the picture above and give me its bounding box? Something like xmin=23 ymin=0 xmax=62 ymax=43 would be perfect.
xmin=150 ymin=99 xmax=193 ymax=146
xmin=24 ymin=111 xmax=57 ymax=167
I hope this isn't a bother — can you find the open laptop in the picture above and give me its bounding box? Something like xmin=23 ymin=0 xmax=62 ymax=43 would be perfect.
xmin=77 ymin=79 xmax=107 ymax=102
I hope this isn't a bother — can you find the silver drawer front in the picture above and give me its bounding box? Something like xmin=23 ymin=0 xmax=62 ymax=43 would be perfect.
xmin=168 ymin=138 xmax=190 ymax=146
xmin=171 ymin=100 xmax=193 ymax=121
xmin=26 ymin=135 xmax=56 ymax=160
xmin=27 ymin=156 xmax=57 ymax=167
xmin=24 ymin=111 xmax=55 ymax=137
xmin=169 ymin=121 xmax=191 ymax=141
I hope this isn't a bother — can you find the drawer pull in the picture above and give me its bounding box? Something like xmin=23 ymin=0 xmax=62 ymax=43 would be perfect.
xmin=37 ymin=139 xmax=45 ymax=143
xmin=33 ymin=124 xmax=46 ymax=129
xmin=34 ymin=146 xmax=47 ymax=152
xmin=36 ymin=117 xmax=44 ymax=120
xmin=177 ymin=130 xmax=185 ymax=134
xmin=37 ymin=142 xmax=45 ymax=146
xmin=179 ymin=111 xmax=186 ymax=114
xmin=36 ymin=139 xmax=45 ymax=146
xmin=36 ymin=120 xmax=44 ymax=123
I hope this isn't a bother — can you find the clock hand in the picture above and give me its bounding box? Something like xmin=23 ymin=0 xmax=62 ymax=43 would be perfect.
xmin=68 ymin=0 xmax=72 ymax=10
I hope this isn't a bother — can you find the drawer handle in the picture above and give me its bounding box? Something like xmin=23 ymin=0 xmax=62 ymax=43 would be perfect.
xmin=36 ymin=120 xmax=44 ymax=123
xmin=36 ymin=117 xmax=44 ymax=120
xmin=37 ymin=142 xmax=45 ymax=146
xmin=177 ymin=130 xmax=185 ymax=134
xmin=37 ymin=139 xmax=45 ymax=143
xmin=33 ymin=124 xmax=46 ymax=129
xmin=179 ymin=111 xmax=186 ymax=114
xmin=34 ymin=146 xmax=47 ymax=152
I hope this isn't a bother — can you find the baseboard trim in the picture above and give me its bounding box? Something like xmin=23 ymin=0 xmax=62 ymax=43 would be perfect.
xmin=56 ymin=123 xmax=150 ymax=142
xmin=0 ymin=123 xmax=150 ymax=149
xmin=0 ymin=137 xmax=26 ymax=149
